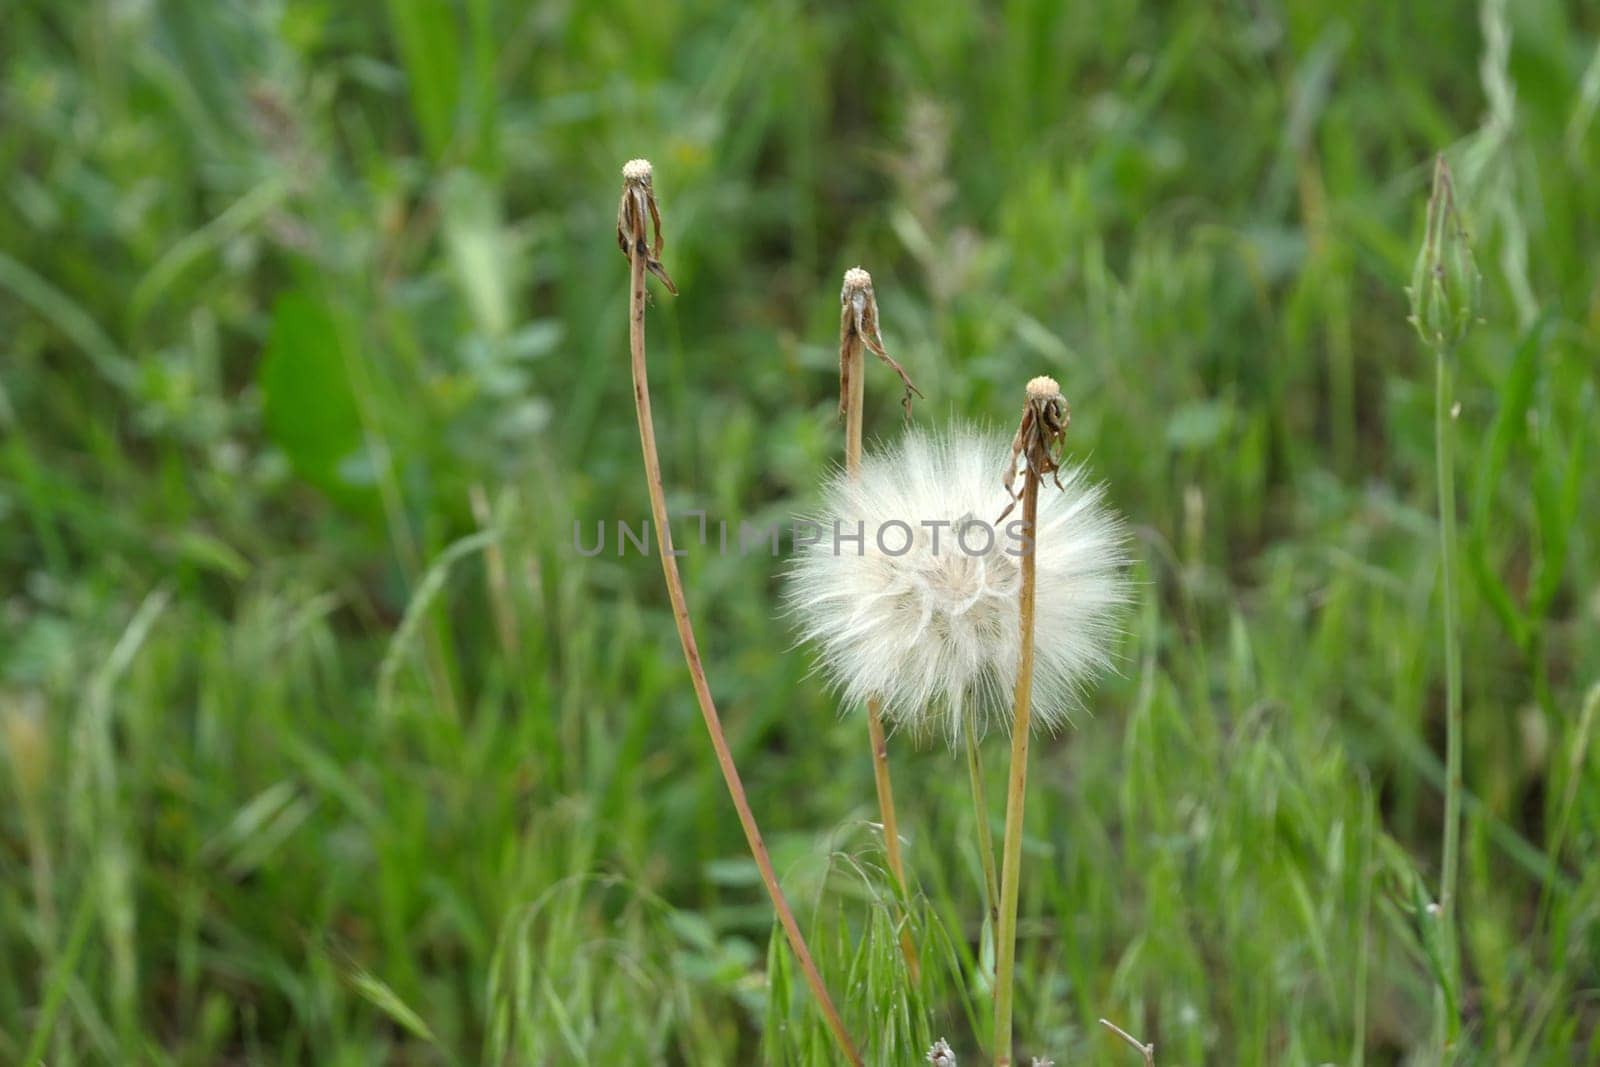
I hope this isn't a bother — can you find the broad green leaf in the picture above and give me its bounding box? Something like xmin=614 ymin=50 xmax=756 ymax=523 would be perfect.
xmin=259 ymin=291 xmax=373 ymax=509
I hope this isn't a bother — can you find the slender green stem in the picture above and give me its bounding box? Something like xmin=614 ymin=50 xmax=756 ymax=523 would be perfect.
xmin=965 ymin=716 xmax=1000 ymax=950
xmin=1435 ymin=346 xmax=1463 ymax=1049
xmin=994 ymin=468 xmax=1040 ymax=1067
xmin=1353 ymin=785 xmax=1375 ymax=1067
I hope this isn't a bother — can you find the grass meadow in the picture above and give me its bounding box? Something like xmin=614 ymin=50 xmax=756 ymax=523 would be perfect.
xmin=2 ymin=1 xmax=1598 ymax=1063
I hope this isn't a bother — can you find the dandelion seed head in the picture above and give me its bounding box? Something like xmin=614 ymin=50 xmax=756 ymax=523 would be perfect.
xmin=786 ymin=427 xmax=1128 ymax=743
xmin=926 ymin=1037 xmax=957 ymax=1065
xmin=621 ymin=158 xmax=653 ymax=182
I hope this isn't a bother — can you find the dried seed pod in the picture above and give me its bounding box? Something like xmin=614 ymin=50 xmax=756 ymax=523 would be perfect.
xmin=998 ymin=375 xmax=1071 ymax=522
xmin=839 ymin=266 xmax=922 ymax=421
xmin=616 ymin=158 xmax=678 ymax=294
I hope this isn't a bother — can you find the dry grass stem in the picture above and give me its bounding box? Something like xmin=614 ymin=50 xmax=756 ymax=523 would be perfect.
xmin=1099 ymin=1018 xmax=1156 ymax=1066
xmin=619 ymin=160 xmax=860 ymax=1066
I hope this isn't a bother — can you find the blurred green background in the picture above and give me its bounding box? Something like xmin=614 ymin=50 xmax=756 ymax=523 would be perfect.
xmin=2 ymin=0 xmax=1598 ymax=1063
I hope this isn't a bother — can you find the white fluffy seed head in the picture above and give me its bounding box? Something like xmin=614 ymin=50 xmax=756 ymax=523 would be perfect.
xmin=621 ymin=158 xmax=653 ymax=182
xmin=785 ymin=427 xmax=1128 ymax=744
xmin=842 ymin=266 xmax=872 ymax=293
xmin=1026 ymin=374 xmax=1060 ymax=400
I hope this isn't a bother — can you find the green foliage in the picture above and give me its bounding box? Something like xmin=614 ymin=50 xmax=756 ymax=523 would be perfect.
xmin=260 ymin=292 xmax=373 ymax=508
xmin=2 ymin=0 xmax=1598 ymax=1063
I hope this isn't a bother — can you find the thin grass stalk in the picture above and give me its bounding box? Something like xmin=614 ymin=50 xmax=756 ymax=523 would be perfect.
xmin=1352 ymin=784 xmax=1376 ymax=1067
xmin=621 ymin=162 xmax=862 ymax=1066
xmin=1408 ymin=153 xmax=1477 ymax=1051
xmin=964 ymin=715 xmax=1000 ymax=965
xmin=840 ymin=267 xmax=919 ymax=980
xmin=993 ymin=459 xmax=1039 ymax=1067
xmin=469 ymin=484 xmax=519 ymax=658
xmin=1435 ymin=342 xmax=1463 ymax=1049
xmin=1435 ymin=348 xmax=1461 ymax=914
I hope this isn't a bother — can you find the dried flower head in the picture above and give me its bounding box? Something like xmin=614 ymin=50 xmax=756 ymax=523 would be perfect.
xmin=926 ymin=1037 xmax=957 ymax=1065
xmin=839 ymin=266 xmax=922 ymax=420
xmin=999 ymin=375 xmax=1070 ymax=521
xmin=616 ymin=158 xmax=677 ymax=294
xmin=786 ymin=427 xmax=1127 ymax=742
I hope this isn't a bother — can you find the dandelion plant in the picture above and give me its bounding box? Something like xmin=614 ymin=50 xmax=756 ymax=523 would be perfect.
xmin=617 ymin=159 xmax=861 ymax=1065
xmin=786 ymin=379 xmax=1125 ymax=1062
xmin=838 ymin=266 xmax=923 ymax=978
xmin=992 ymin=375 xmax=1107 ymax=1066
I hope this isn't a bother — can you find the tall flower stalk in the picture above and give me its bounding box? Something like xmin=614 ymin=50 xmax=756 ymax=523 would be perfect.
xmin=1406 ymin=152 xmax=1479 ymax=1050
xmin=618 ymin=160 xmax=862 ymax=1066
xmin=838 ymin=266 xmax=923 ymax=979
xmin=992 ymin=376 xmax=1071 ymax=1066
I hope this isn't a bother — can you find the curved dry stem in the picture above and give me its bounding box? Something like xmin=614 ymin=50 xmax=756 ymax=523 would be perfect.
xmin=624 ymin=182 xmax=861 ymax=1066
xmin=1099 ymin=1018 xmax=1156 ymax=1066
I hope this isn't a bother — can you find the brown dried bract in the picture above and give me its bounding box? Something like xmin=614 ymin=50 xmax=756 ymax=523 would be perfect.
xmin=998 ymin=375 xmax=1071 ymax=522
xmin=617 ymin=160 xmax=678 ymax=295
xmin=839 ymin=267 xmax=923 ymax=421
